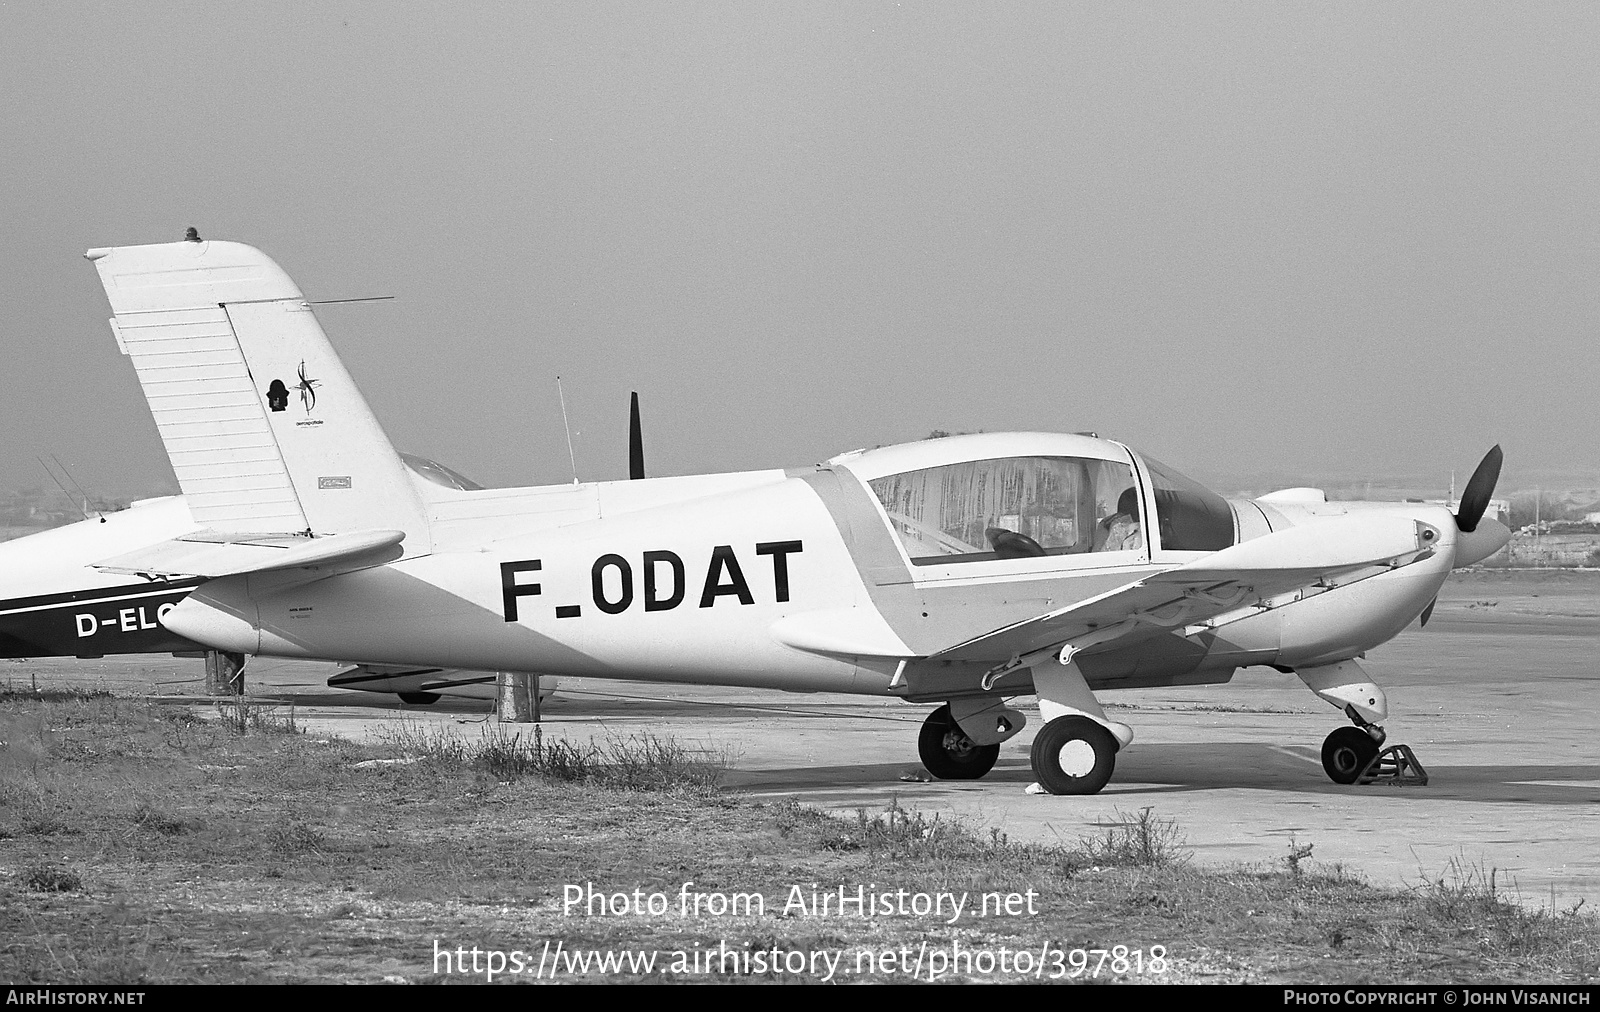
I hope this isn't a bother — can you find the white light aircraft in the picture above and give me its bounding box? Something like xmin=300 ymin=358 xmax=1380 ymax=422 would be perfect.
xmin=72 ymin=236 xmax=1511 ymax=793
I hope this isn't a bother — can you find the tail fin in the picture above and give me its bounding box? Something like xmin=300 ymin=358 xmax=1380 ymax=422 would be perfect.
xmin=87 ymin=239 xmax=431 ymax=557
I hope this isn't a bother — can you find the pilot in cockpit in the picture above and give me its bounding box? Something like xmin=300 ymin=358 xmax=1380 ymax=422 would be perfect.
xmin=1095 ymin=487 xmax=1143 ymax=552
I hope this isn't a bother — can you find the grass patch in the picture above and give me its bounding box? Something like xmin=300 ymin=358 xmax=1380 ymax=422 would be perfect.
xmin=213 ymin=699 xmax=299 ymax=735
xmin=379 ymin=722 xmax=726 ymax=791
xmin=0 ymin=685 xmax=113 ymax=703
xmin=0 ymin=691 xmax=1596 ymax=983
xmin=23 ymin=865 xmax=82 ymax=892
xmin=1078 ymin=806 xmax=1187 ymax=868
xmin=129 ymin=803 xmax=191 ymax=838
xmin=267 ymin=821 xmax=326 ymax=856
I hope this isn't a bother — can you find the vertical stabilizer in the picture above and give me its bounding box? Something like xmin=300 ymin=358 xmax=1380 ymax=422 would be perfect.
xmin=87 ymin=239 xmax=431 ymax=557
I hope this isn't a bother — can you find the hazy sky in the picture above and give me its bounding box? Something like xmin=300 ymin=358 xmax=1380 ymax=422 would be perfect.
xmin=2 ymin=4 xmax=1596 ymax=497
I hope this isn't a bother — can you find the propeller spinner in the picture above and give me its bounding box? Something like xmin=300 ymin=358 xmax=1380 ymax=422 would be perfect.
xmin=1420 ymin=445 xmax=1508 ymax=627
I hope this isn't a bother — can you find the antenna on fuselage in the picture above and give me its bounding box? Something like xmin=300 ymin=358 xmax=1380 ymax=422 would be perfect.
xmin=556 ymin=375 xmax=579 ymax=485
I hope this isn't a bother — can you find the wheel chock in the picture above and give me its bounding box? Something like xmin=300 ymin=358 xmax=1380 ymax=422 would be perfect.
xmin=1356 ymin=744 xmax=1429 ymax=786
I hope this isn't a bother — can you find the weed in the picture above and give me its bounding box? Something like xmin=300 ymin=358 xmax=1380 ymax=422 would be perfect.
xmin=268 ymin=822 xmax=324 ymax=856
xmin=152 ymin=705 xmax=202 ymax=726
xmin=1407 ymin=857 xmax=1600 ymax=958
xmin=773 ymin=797 xmax=823 ymax=838
xmin=597 ymin=731 xmax=724 ymax=791
xmin=378 ymin=722 xmax=725 ymax=791
xmin=379 ymin=721 xmax=468 ymax=763
xmin=1285 ymin=837 xmax=1315 ymax=879
xmin=23 ymin=865 xmax=82 ymax=892
xmin=1414 ymin=857 xmax=1509 ymax=920
xmin=0 ymin=685 xmax=112 ymax=703
xmin=130 ymin=804 xmax=190 ymax=837
xmin=838 ymin=797 xmax=950 ymax=857
xmin=214 ymin=700 xmax=299 ymax=736
xmin=800 ymin=799 xmax=1084 ymax=885
xmin=1077 ymin=807 xmax=1187 ymax=868
xmin=21 ymin=817 xmax=79 ymax=837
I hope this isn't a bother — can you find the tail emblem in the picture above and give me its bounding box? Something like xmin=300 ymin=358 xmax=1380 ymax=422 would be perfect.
xmin=296 ymin=360 xmax=321 ymax=413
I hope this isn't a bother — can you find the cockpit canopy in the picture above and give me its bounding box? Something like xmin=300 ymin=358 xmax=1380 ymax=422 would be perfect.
xmin=831 ymin=433 xmax=1234 ymax=565
xmin=869 ymin=454 xmax=1140 ymax=563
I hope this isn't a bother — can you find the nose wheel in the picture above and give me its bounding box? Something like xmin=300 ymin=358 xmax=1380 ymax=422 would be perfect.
xmin=1321 ymin=725 xmax=1381 ymax=784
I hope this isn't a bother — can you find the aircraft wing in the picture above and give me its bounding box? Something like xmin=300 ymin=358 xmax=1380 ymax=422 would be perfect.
xmin=932 ymin=513 xmax=1441 ymax=669
xmin=92 ymin=529 xmax=406 ymax=579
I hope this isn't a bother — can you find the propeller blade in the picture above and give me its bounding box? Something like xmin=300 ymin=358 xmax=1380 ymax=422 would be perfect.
xmin=1419 ymin=597 xmax=1436 ymax=627
xmin=628 ymin=391 xmax=645 ymax=480
xmin=1454 ymin=445 xmax=1502 ymax=533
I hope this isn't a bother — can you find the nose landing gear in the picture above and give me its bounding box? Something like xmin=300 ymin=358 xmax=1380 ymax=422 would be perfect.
xmin=1297 ymin=659 xmax=1427 ymax=786
xmin=1321 ymin=707 xmax=1428 ymax=786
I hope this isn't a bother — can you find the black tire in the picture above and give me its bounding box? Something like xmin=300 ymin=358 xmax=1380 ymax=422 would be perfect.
xmin=1029 ymin=715 xmax=1118 ymax=795
xmin=1322 ymin=726 xmax=1379 ymax=784
xmin=917 ymin=705 xmax=1000 ymax=780
xmin=398 ymin=691 xmax=441 ymax=705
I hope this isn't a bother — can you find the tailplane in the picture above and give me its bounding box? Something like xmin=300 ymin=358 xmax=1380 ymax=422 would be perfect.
xmin=87 ymin=237 xmax=430 ymax=557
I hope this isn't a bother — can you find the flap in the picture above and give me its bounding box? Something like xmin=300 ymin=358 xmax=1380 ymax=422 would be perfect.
xmin=93 ymin=528 xmax=406 ymax=579
xmin=932 ymin=513 xmax=1439 ymax=667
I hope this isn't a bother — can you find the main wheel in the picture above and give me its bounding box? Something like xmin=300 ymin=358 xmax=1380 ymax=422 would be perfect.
xmin=1029 ymin=715 xmax=1118 ymax=795
xmin=1321 ymin=726 xmax=1380 ymax=784
xmin=917 ymin=705 xmax=1000 ymax=780
xmin=398 ymin=691 xmax=441 ymax=705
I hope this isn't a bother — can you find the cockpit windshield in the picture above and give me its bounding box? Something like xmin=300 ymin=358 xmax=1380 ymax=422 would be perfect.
xmin=1139 ymin=455 xmax=1234 ymax=551
xmin=868 ymin=455 xmax=1141 ymax=565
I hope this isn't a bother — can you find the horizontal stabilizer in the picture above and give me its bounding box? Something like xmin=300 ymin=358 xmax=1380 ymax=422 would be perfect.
xmin=94 ymin=528 xmax=405 ymax=579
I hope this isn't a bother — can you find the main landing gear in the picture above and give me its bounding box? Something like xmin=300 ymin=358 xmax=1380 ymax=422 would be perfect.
xmin=917 ymin=704 xmax=1000 ymax=780
xmin=916 ymin=704 xmax=1123 ymax=794
xmin=917 ymin=654 xmax=1129 ymax=795
xmin=1030 ymin=715 xmax=1118 ymax=795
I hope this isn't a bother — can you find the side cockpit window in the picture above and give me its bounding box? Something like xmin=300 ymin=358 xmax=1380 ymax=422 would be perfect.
xmin=1140 ymin=455 xmax=1235 ymax=552
xmin=868 ymin=456 xmax=1141 ymax=565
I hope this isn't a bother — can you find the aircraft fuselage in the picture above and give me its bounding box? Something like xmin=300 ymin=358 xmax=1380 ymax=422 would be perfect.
xmin=158 ymin=451 xmax=1457 ymax=699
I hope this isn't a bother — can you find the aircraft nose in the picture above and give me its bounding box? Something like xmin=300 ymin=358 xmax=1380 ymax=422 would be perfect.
xmin=1454 ymin=517 xmax=1512 ymax=568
